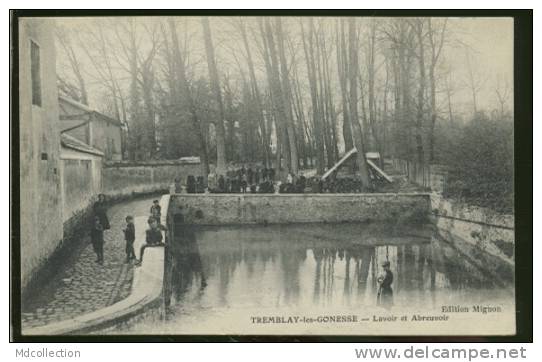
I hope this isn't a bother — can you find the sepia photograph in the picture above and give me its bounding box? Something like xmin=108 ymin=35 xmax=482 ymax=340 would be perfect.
xmin=10 ymin=10 xmax=531 ymax=340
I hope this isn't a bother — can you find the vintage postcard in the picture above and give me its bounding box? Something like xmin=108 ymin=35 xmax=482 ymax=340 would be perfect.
xmin=13 ymin=12 xmax=523 ymax=338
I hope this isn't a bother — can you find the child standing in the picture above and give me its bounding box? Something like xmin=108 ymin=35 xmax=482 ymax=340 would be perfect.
xmin=150 ymin=200 xmax=161 ymax=223
xmin=123 ymin=215 xmax=136 ymax=263
xmin=90 ymin=216 xmax=104 ymax=264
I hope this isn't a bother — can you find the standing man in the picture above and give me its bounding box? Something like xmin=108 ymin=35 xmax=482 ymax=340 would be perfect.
xmin=377 ymin=261 xmax=394 ymax=310
xmin=93 ymin=194 xmax=110 ymax=230
xmin=218 ymin=175 xmax=225 ymax=193
xmin=247 ymin=167 xmax=254 ymax=186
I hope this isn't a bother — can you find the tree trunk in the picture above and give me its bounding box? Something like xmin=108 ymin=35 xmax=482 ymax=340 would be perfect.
xmin=275 ymin=18 xmax=299 ymax=174
xmin=414 ymin=20 xmax=426 ymax=165
xmin=427 ymin=18 xmax=447 ymax=162
xmin=223 ymin=81 xmax=236 ymax=162
xmin=367 ymin=20 xmax=385 ymax=168
xmin=259 ymin=19 xmax=289 ymax=172
xmin=202 ymin=17 xmax=227 ymax=175
xmin=300 ymin=19 xmax=325 ymax=175
xmin=238 ymin=20 xmax=271 ymax=167
xmin=348 ymin=18 xmax=371 ymax=187
xmin=128 ymin=23 xmax=140 ymax=160
xmin=337 ymin=19 xmax=354 ymax=153
xmin=316 ymin=32 xmax=334 ymax=168
xmin=169 ymin=19 xmax=209 ymax=176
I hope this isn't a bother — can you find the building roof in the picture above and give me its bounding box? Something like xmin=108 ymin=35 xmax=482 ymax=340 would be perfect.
xmin=61 ymin=133 xmax=104 ymax=157
xmin=58 ymin=95 xmax=123 ymax=127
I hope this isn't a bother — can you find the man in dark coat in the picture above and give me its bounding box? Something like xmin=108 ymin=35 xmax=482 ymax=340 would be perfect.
xmin=310 ymin=177 xmax=321 ymax=193
xmin=93 ymin=194 xmax=110 ymax=230
xmin=269 ymin=168 xmax=275 ymax=181
xmin=186 ymin=175 xmax=196 ymax=193
xmin=377 ymin=261 xmax=394 ymax=310
xmin=218 ymin=175 xmax=225 ymax=193
xmin=296 ymin=175 xmax=307 ymax=193
xmin=247 ymin=167 xmax=254 ymax=185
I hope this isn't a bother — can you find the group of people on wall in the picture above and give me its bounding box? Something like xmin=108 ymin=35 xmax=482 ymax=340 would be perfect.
xmin=172 ymin=164 xmax=373 ymax=195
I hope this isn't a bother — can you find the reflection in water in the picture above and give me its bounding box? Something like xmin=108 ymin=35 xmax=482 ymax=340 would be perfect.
xmin=280 ymin=248 xmax=305 ymax=305
xmin=162 ymin=223 xmax=514 ymax=321
xmin=164 ymin=218 xmax=207 ymax=312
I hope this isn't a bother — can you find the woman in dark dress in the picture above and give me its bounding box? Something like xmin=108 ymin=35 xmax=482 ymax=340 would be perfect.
xmin=93 ymin=194 xmax=110 ymax=230
xmin=377 ymin=260 xmax=394 ymax=310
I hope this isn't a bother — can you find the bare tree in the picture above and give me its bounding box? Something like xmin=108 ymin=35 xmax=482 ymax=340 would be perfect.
xmin=275 ymin=18 xmax=299 ymax=174
xmin=366 ymin=18 xmax=385 ymax=167
xmin=168 ymin=18 xmax=210 ymax=175
xmin=412 ymin=18 xmax=426 ymax=164
xmin=464 ymin=45 xmax=486 ymax=117
xmin=381 ymin=18 xmax=416 ymax=159
xmin=79 ymin=23 xmax=125 ymax=122
xmin=300 ymin=18 xmax=325 ymax=174
xmin=348 ymin=18 xmax=371 ymax=187
xmin=443 ymin=65 xmax=456 ymax=125
xmin=56 ymin=26 xmax=88 ymax=104
xmin=202 ymin=17 xmax=227 ymax=175
xmin=427 ymin=18 xmax=448 ymax=161
xmin=336 ymin=19 xmax=354 ymax=152
xmin=233 ymin=18 xmax=272 ymax=167
xmin=495 ymin=74 xmax=511 ymax=118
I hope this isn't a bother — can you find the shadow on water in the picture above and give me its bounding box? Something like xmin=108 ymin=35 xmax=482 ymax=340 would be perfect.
xmin=160 ymin=220 xmax=514 ymax=326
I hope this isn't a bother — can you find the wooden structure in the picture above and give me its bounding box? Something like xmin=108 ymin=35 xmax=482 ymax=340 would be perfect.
xmin=321 ymin=148 xmax=393 ymax=183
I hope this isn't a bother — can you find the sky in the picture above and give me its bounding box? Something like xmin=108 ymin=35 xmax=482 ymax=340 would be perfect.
xmin=445 ymin=17 xmax=513 ymax=112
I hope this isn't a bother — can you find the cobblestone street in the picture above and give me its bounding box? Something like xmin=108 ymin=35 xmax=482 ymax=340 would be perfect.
xmin=21 ymin=196 xmax=160 ymax=330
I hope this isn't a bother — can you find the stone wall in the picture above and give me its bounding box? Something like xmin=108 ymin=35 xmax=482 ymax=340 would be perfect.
xmin=58 ymin=159 xmax=201 ymax=244
xmin=170 ymin=193 xmax=431 ymax=225
xmin=19 ymin=18 xmax=64 ymax=291
xmin=102 ymin=160 xmax=202 ymax=199
xmin=431 ymin=194 xmax=515 ymax=264
xmin=59 ymin=148 xmax=103 ymax=243
xmin=390 ymin=159 xmax=514 ymax=265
